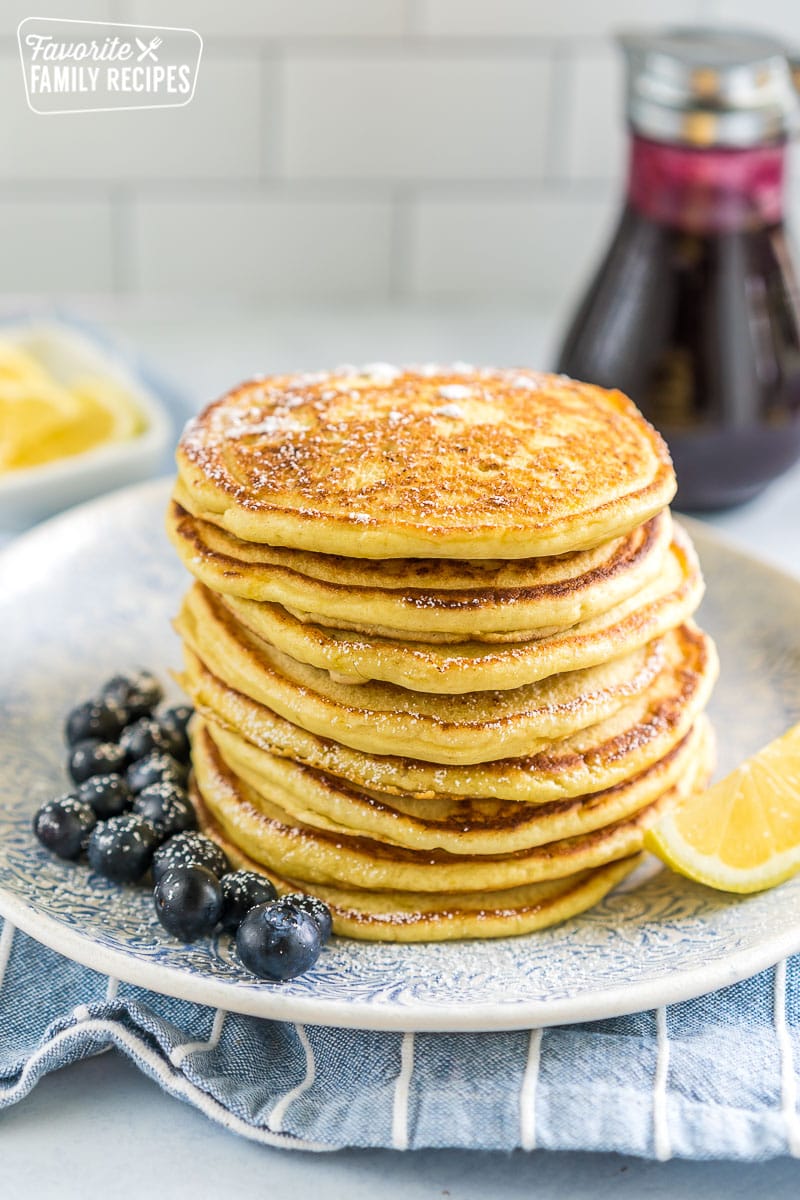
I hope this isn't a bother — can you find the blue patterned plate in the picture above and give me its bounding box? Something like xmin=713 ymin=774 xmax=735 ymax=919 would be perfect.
xmin=1 ymin=480 xmax=799 ymax=1032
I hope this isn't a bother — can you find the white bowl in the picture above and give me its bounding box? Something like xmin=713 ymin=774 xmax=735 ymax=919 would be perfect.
xmin=0 ymin=320 xmax=172 ymax=531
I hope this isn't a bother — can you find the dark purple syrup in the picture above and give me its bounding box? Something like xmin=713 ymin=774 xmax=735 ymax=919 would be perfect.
xmin=557 ymin=136 xmax=800 ymax=509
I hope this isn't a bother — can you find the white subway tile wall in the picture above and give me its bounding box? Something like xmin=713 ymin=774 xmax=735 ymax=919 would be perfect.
xmin=3 ymin=0 xmax=799 ymax=300
xmin=0 ymin=200 xmax=115 ymax=292
xmin=282 ymin=55 xmax=552 ymax=180
xmin=133 ymin=198 xmax=394 ymax=297
xmin=0 ymin=55 xmax=265 ymax=182
xmin=560 ymin=50 xmax=625 ymax=182
xmin=418 ymin=0 xmax=702 ymax=39
xmin=6 ymin=0 xmax=112 ymax=23
xmin=126 ymin=0 xmax=409 ymax=38
xmin=406 ymin=192 xmax=615 ymax=298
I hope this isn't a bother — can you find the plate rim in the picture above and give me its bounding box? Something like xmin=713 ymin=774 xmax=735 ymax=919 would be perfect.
xmin=4 ymin=879 xmax=800 ymax=1032
xmin=2 ymin=478 xmax=800 ymax=1033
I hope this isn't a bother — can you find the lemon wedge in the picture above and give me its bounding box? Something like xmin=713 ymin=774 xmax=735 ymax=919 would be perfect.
xmin=646 ymin=722 xmax=800 ymax=893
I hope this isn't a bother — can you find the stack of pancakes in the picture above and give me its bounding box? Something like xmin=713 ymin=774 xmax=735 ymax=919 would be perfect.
xmin=167 ymin=366 xmax=718 ymax=942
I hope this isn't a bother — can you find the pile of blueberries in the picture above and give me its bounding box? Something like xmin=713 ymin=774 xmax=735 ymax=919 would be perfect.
xmin=32 ymin=670 xmax=331 ymax=982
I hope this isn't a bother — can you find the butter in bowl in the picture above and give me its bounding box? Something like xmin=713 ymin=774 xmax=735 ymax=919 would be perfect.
xmin=0 ymin=321 xmax=172 ymax=530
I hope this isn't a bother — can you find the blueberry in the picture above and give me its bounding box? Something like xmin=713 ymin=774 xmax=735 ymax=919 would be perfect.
xmin=33 ymin=795 xmax=96 ymax=860
xmin=133 ymin=783 xmax=196 ymax=837
xmin=102 ymin=670 xmax=163 ymax=722
xmin=151 ymin=832 xmax=228 ymax=885
xmin=157 ymin=706 xmax=194 ymax=763
xmin=65 ymin=699 xmax=125 ymax=746
xmin=128 ymin=669 xmax=164 ymax=710
xmin=277 ymin=892 xmax=333 ymax=945
xmin=236 ymin=901 xmax=322 ymax=981
xmin=126 ymin=751 xmax=188 ymax=794
xmin=160 ymin=704 xmax=193 ymax=735
xmin=219 ymin=871 xmax=278 ymax=932
xmin=100 ymin=675 xmax=135 ymax=722
xmin=76 ymin=774 xmax=132 ymax=819
xmin=120 ymin=717 xmax=179 ymax=763
xmin=86 ymin=815 xmax=159 ymax=883
xmin=68 ymin=739 xmax=127 ymax=784
xmin=154 ymin=866 xmax=222 ymax=941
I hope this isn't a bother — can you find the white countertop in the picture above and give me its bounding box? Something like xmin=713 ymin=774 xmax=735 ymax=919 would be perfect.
xmin=2 ymin=302 xmax=800 ymax=1197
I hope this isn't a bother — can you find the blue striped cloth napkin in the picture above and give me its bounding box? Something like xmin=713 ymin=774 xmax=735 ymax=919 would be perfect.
xmin=2 ymin=916 xmax=800 ymax=1159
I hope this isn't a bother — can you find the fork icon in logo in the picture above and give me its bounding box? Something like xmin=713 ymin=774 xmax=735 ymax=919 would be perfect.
xmin=135 ymin=36 xmax=162 ymax=62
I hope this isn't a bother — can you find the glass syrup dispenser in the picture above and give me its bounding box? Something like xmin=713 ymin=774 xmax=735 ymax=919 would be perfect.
xmin=556 ymin=28 xmax=800 ymax=509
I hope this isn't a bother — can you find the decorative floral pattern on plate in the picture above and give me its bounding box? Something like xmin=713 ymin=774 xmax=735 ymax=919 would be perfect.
xmin=1 ymin=481 xmax=799 ymax=1031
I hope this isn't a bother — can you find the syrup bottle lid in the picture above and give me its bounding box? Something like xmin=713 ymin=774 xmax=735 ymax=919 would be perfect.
xmin=618 ymin=27 xmax=800 ymax=147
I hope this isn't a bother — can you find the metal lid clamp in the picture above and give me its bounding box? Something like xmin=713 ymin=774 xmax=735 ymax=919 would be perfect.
xmin=618 ymin=27 xmax=800 ymax=147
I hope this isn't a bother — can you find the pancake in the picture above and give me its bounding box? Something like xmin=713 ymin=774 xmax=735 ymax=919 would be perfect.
xmin=169 ymin=365 xmax=717 ymax=942
xmin=190 ymin=718 xmax=712 ymax=893
xmin=204 ymin=715 xmax=708 ymax=854
xmin=168 ymin=496 xmax=674 ymax=640
xmin=175 ymin=366 xmax=675 ymax=559
xmin=179 ymin=621 xmax=717 ymax=802
xmin=194 ymin=783 xmax=644 ymax=941
xmin=176 ymin=583 xmax=682 ymax=764
xmin=215 ymin=530 xmax=701 ymax=691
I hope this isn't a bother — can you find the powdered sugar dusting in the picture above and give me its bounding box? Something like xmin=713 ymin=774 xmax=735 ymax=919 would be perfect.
xmin=175 ymin=363 xmax=669 ymax=543
xmin=230 ymin=414 xmax=305 ymax=439
xmin=437 ymin=384 xmax=473 ymax=402
xmin=362 ymin=363 xmax=402 ymax=384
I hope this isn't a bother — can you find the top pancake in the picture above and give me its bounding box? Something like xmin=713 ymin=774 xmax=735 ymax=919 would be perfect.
xmin=176 ymin=365 xmax=676 ymax=559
